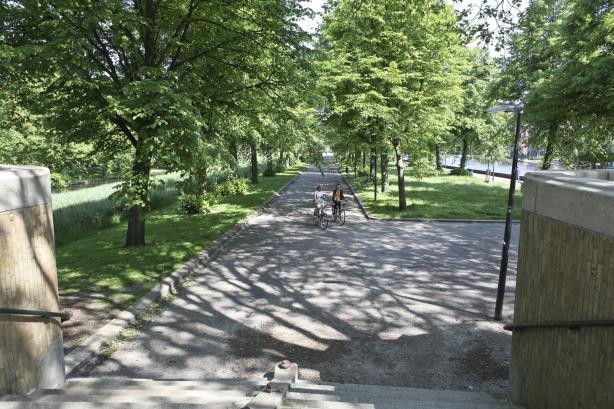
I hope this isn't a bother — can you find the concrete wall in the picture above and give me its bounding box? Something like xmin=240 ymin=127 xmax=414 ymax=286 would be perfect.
xmin=510 ymin=170 xmax=614 ymax=409
xmin=0 ymin=166 xmax=65 ymax=395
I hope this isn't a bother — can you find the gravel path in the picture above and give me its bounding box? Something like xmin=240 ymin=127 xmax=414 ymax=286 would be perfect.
xmin=86 ymin=162 xmax=519 ymax=394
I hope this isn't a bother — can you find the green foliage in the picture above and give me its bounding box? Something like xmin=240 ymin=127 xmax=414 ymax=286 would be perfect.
xmin=450 ymin=168 xmax=472 ymax=176
xmin=179 ymin=193 xmax=217 ymax=215
xmin=50 ymin=173 xmax=69 ymax=190
xmin=1 ymin=0 xmax=312 ymax=245
xmin=318 ymin=0 xmax=466 ymax=206
xmin=409 ymin=157 xmax=442 ymax=179
xmin=263 ymin=168 xmax=276 ymax=177
xmin=497 ymin=0 xmax=613 ymax=168
xmin=215 ymin=178 xmax=249 ymax=196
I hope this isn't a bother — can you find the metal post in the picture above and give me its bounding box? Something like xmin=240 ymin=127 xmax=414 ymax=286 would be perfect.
xmin=494 ymin=111 xmax=522 ymax=321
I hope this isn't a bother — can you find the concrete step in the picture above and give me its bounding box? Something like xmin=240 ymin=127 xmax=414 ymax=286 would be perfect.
xmin=286 ymin=391 xmax=341 ymax=401
xmin=0 ymin=403 xmax=231 ymax=409
xmin=310 ymin=383 xmax=514 ymax=406
xmin=51 ymin=378 xmax=265 ymax=397
xmin=281 ymin=399 xmax=374 ymax=409
xmin=2 ymin=391 xmax=248 ymax=405
xmin=64 ymin=377 xmax=267 ymax=391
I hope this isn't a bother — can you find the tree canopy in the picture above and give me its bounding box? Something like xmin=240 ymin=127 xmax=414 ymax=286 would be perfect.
xmin=0 ymin=0 xmax=611 ymax=231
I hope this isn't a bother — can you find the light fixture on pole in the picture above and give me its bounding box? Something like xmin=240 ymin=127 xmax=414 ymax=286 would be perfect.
xmin=486 ymin=103 xmax=524 ymax=321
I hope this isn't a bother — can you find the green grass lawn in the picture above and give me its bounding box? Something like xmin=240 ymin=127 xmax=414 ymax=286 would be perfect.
xmin=343 ymin=166 xmax=522 ymax=220
xmin=52 ymin=173 xmax=180 ymax=245
xmin=56 ymin=164 xmax=303 ymax=306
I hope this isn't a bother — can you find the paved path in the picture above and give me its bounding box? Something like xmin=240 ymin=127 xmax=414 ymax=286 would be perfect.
xmin=87 ymin=162 xmax=519 ymax=394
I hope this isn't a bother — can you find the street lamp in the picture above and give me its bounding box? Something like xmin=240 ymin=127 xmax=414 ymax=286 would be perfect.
xmin=486 ymin=103 xmax=523 ymax=321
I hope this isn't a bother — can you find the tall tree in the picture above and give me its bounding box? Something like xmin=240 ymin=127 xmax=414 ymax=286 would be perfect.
xmin=319 ymin=0 xmax=464 ymax=209
xmin=1 ymin=0 xmax=308 ymax=245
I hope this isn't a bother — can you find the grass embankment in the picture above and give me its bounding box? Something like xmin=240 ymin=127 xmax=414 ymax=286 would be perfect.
xmin=53 ymin=173 xmax=179 ymax=245
xmin=343 ymin=165 xmax=522 ymax=220
xmin=55 ymin=164 xmax=303 ymax=307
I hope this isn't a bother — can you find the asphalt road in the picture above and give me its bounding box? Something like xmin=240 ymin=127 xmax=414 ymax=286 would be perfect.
xmin=87 ymin=163 xmax=519 ymax=394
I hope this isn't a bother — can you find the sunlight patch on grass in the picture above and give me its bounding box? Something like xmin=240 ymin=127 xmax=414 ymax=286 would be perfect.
xmin=344 ymin=167 xmax=522 ymax=220
xmin=56 ymin=164 xmax=304 ymax=307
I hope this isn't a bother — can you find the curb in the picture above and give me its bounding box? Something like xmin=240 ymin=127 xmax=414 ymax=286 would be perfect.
xmin=329 ymin=162 xmax=372 ymax=221
xmin=336 ymin=163 xmax=519 ymax=225
xmin=339 ymin=172 xmax=374 ymax=221
xmin=63 ymin=169 xmax=304 ymax=376
xmin=378 ymin=218 xmax=520 ymax=224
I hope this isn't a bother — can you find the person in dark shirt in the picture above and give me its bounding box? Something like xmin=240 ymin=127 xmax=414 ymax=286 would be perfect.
xmin=332 ymin=183 xmax=344 ymax=216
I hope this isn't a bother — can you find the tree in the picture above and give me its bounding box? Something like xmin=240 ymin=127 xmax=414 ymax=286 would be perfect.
xmin=497 ymin=0 xmax=613 ymax=169
xmin=319 ymin=0 xmax=464 ymax=209
xmin=2 ymin=0 xmax=308 ymax=245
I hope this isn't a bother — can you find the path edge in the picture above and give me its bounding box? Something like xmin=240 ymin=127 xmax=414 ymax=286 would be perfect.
xmin=333 ymin=164 xmax=373 ymax=221
xmin=63 ymin=169 xmax=305 ymax=376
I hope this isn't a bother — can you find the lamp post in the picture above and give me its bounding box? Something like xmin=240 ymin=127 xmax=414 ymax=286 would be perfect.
xmin=486 ymin=103 xmax=524 ymax=321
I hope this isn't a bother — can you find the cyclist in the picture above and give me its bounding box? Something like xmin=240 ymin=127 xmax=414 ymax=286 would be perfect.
xmin=313 ymin=184 xmax=325 ymax=216
xmin=331 ymin=183 xmax=344 ymax=216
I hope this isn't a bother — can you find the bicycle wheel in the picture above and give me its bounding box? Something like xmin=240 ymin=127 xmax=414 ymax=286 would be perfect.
xmin=320 ymin=214 xmax=329 ymax=230
xmin=338 ymin=209 xmax=346 ymax=226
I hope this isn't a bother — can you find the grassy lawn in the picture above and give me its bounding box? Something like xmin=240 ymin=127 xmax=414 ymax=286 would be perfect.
xmin=343 ymin=165 xmax=522 ymax=220
xmin=52 ymin=173 xmax=180 ymax=246
xmin=56 ymin=164 xmax=303 ymax=306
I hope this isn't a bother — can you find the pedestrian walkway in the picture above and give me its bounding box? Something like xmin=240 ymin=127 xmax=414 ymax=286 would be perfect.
xmin=87 ymin=161 xmax=519 ymax=394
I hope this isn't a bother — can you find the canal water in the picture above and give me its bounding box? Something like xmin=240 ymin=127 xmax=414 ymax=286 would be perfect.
xmin=442 ymin=155 xmax=564 ymax=177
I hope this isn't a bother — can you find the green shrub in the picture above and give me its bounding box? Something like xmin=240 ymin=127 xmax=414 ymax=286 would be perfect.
xmin=274 ymin=163 xmax=287 ymax=174
xmin=179 ymin=192 xmax=217 ymax=214
xmin=214 ymin=181 xmax=233 ymax=197
xmin=450 ymin=168 xmax=472 ymax=176
xmin=213 ymin=178 xmax=249 ymax=197
xmin=263 ymin=167 xmax=276 ymax=177
xmin=50 ymin=172 xmax=69 ymax=190
xmin=231 ymin=178 xmax=249 ymax=195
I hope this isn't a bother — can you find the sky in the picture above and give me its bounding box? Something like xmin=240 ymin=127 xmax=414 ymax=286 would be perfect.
xmin=297 ymin=0 xmax=527 ymax=57
xmin=298 ymin=0 xmax=325 ymax=34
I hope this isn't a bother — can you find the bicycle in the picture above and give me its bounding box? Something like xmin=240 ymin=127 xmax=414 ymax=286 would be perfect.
xmin=313 ymin=204 xmax=329 ymax=230
xmin=332 ymin=202 xmax=346 ymax=226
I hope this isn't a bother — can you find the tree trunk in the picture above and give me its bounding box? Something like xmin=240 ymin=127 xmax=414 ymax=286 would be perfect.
xmin=250 ymin=141 xmax=258 ymax=183
xmin=266 ymin=147 xmax=274 ymax=175
xmin=381 ymin=154 xmax=389 ymax=192
xmin=393 ymin=139 xmax=406 ymax=211
xmin=373 ymin=148 xmax=378 ymax=201
xmin=125 ymin=145 xmax=151 ymax=247
xmin=541 ymin=126 xmax=556 ymax=170
xmin=459 ymin=136 xmax=469 ymax=170
xmin=353 ymin=148 xmax=357 ymax=176
xmin=368 ymin=148 xmax=375 ymax=183
xmin=362 ymin=150 xmax=366 ymax=172
xmin=435 ymin=144 xmax=442 ymax=171
xmin=230 ymin=140 xmax=239 ymax=177
xmin=278 ymin=150 xmax=285 ymax=168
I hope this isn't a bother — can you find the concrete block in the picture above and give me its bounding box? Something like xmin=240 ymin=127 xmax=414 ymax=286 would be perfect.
xmin=523 ymin=170 xmax=614 ymax=237
xmin=0 ymin=166 xmax=51 ymax=213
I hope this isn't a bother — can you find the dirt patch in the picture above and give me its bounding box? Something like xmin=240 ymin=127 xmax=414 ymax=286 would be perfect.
xmin=228 ymin=325 xmax=510 ymax=392
xmin=60 ymin=293 xmax=126 ymax=354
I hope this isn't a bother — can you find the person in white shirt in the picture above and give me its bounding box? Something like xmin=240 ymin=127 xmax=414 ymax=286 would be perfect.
xmin=313 ymin=184 xmax=325 ymax=216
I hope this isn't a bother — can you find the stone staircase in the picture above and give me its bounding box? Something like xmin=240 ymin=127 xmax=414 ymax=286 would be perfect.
xmin=1 ymin=361 xmax=523 ymax=409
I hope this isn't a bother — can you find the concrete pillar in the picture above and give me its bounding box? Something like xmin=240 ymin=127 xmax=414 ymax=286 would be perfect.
xmin=510 ymin=169 xmax=614 ymax=409
xmin=0 ymin=165 xmax=64 ymax=395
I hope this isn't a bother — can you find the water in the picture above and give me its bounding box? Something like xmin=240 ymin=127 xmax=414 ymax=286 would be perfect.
xmin=442 ymin=155 xmax=564 ymax=177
